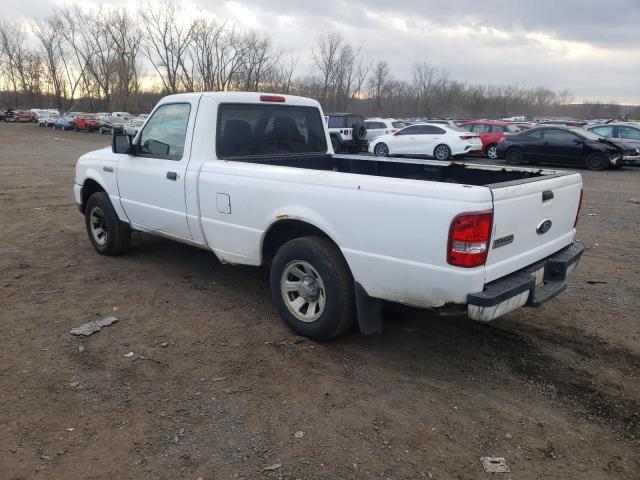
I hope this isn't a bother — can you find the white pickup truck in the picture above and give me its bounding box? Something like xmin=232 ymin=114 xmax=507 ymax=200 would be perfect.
xmin=74 ymin=92 xmax=584 ymax=340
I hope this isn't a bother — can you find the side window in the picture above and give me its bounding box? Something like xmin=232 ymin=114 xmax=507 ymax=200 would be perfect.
xmin=138 ymin=103 xmax=190 ymax=160
xmin=591 ymin=126 xmax=613 ymax=137
xmin=490 ymin=125 xmax=506 ymax=133
xmin=366 ymin=121 xmax=385 ymax=129
xmin=328 ymin=116 xmax=344 ymax=128
xmin=473 ymin=124 xmax=491 ymax=133
xmin=397 ymin=126 xmax=419 ymax=135
xmin=543 ymin=129 xmax=577 ymax=143
xmin=618 ymin=126 xmax=640 ymax=140
xmin=524 ymin=129 xmax=543 ymax=139
xmin=421 ymin=125 xmax=445 ymax=134
xmin=460 ymin=124 xmax=474 ymax=132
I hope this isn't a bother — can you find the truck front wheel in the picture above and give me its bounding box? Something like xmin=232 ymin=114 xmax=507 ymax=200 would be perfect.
xmin=85 ymin=192 xmax=131 ymax=256
xmin=270 ymin=236 xmax=355 ymax=341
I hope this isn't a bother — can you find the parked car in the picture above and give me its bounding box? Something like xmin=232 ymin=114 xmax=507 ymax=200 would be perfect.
xmin=45 ymin=113 xmax=59 ymax=127
xmin=460 ymin=121 xmax=521 ymax=159
xmin=74 ymin=91 xmax=584 ymax=340
xmin=537 ymin=120 xmax=587 ymax=127
xmin=74 ymin=113 xmax=101 ymax=132
xmin=99 ymin=114 xmax=127 ymax=135
xmin=53 ymin=115 xmax=76 ymax=130
xmin=112 ymin=111 xmax=131 ymax=120
xmin=124 ymin=115 xmax=148 ymax=136
xmin=6 ymin=110 xmax=36 ymax=123
xmin=587 ymin=123 xmax=640 ymax=152
xmin=369 ymin=123 xmax=482 ymax=160
xmin=364 ymin=118 xmax=410 ymax=141
xmin=3 ymin=109 xmax=16 ymax=122
xmin=37 ymin=113 xmax=50 ymax=127
xmin=496 ymin=126 xmax=640 ymax=170
xmin=325 ymin=113 xmax=368 ymax=153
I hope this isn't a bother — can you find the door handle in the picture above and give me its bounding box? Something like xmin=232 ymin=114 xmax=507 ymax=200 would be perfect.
xmin=166 ymin=171 xmax=179 ymax=181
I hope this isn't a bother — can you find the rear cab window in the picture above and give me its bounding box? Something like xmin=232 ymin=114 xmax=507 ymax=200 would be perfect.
xmin=217 ymin=104 xmax=328 ymax=157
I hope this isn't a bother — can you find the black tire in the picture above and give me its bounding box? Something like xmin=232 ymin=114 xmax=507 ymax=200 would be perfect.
xmin=486 ymin=143 xmax=498 ymax=159
xmin=585 ymin=152 xmax=609 ymax=171
xmin=505 ymin=148 xmax=523 ymax=165
xmin=74 ymin=125 xmax=79 ymax=132
xmin=352 ymin=123 xmax=367 ymax=144
xmin=433 ymin=144 xmax=451 ymax=161
xmin=331 ymin=135 xmax=341 ymax=154
xmin=373 ymin=142 xmax=389 ymax=157
xmin=270 ymin=236 xmax=355 ymax=341
xmin=85 ymin=192 xmax=131 ymax=256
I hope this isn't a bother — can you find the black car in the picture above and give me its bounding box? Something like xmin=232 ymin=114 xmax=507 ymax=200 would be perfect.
xmin=496 ymin=126 xmax=639 ymax=170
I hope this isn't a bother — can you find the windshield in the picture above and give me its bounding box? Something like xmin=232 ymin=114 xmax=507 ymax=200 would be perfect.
xmin=572 ymin=128 xmax=605 ymax=141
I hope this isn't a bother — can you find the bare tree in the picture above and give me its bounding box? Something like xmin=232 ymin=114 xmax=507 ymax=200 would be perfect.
xmin=139 ymin=0 xmax=194 ymax=94
xmin=313 ymin=32 xmax=343 ymax=105
xmin=368 ymin=60 xmax=390 ymax=115
xmin=106 ymin=10 xmax=142 ymax=110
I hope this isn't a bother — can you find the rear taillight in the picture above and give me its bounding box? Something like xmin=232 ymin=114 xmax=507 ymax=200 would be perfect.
xmin=391 ymin=128 xmax=398 ymax=134
xmin=447 ymin=211 xmax=493 ymax=267
xmin=459 ymin=135 xmax=474 ymax=140
xmin=574 ymin=189 xmax=583 ymax=228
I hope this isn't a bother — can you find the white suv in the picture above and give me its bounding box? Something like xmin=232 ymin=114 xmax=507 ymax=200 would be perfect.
xmin=325 ymin=113 xmax=368 ymax=153
xmin=364 ymin=118 xmax=411 ymax=141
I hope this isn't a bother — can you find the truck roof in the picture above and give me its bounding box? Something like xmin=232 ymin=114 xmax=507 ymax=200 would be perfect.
xmin=159 ymin=91 xmax=321 ymax=108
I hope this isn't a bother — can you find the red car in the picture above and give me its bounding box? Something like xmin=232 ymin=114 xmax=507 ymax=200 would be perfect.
xmin=5 ymin=110 xmax=36 ymax=123
xmin=74 ymin=114 xmax=101 ymax=132
xmin=460 ymin=121 xmax=521 ymax=159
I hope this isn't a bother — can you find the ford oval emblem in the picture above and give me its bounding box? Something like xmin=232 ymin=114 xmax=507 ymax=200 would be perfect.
xmin=537 ymin=219 xmax=552 ymax=235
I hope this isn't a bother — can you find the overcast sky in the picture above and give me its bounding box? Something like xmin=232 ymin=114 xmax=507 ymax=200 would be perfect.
xmin=5 ymin=0 xmax=640 ymax=104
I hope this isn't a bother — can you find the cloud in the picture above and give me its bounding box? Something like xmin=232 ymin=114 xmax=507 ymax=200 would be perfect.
xmin=2 ymin=0 xmax=639 ymax=103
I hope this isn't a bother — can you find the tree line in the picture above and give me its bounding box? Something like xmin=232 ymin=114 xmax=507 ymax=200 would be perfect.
xmin=0 ymin=1 xmax=632 ymax=119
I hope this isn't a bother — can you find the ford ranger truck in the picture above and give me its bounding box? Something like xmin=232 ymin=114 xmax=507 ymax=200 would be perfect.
xmin=74 ymin=92 xmax=584 ymax=340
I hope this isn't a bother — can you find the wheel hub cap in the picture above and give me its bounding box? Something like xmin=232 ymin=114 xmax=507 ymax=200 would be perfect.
xmin=281 ymin=260 xmax=326 ymax=323
xmin=297 ymin=276 xmax=319 ymax=301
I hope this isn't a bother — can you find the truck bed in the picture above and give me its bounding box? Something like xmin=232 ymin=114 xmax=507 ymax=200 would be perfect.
xmin=224 ymin=153 xmax=566 ymax=187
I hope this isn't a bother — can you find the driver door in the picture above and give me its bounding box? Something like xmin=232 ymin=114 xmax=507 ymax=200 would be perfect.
xmin=117 ymin=102 xmax=193 ymax=239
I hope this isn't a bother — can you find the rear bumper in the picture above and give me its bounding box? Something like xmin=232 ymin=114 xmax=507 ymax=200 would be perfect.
xmin=467 ymin=242 xmax=583 ymax=322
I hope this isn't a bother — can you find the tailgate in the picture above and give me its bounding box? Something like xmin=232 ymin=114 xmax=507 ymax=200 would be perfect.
xmin=484 ymin=173 xmax=582 ymax=282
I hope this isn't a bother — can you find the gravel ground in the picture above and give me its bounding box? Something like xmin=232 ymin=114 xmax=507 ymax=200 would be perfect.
xmin=1 ymin=123 xmax=639 ymax=479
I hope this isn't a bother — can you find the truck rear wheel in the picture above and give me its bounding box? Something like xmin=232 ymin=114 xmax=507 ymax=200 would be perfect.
xmin=270 ymin=236 xmax=355 ymax=341
xmin=85 ymin=192 xmax=131 ymax=256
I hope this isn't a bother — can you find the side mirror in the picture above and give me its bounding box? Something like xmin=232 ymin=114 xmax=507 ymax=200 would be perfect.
xmin=573 ymin=139 xmax=583 ymax=145
xmin=112 ymin=133 xmax=134 ymax=154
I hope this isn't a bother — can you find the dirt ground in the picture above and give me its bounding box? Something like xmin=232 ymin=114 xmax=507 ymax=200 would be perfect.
xmin=1 ymin=123 xmax=639 ymax=480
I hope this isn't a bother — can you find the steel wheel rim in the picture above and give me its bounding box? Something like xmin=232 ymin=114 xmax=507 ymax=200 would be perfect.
xmin=435 ymin=145 xmax=449 ymax=160
xmin=487 ymin=146 xmax=498 ymax=159
xmin=89 ymin=206 xmax=108 ymax=246
xmin=374 ymin=144 xmax=388 ymax=156
xmin=281 ymin=260 xmax=326 ymax=323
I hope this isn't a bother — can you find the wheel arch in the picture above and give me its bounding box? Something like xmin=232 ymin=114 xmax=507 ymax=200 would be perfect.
xmin=80 ymin=178 xmax=108 ymax=214
xmin=261 ymin=218 xmax=345 ymax=266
